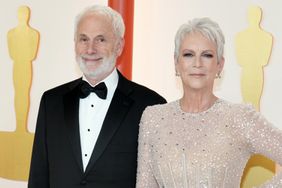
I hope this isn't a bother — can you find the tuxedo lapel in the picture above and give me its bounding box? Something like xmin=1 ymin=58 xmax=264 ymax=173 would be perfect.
xmin=63 ymin=78 xmax=84 ymax=173
xmin=84 ymin=73 xmax=133 ymax=174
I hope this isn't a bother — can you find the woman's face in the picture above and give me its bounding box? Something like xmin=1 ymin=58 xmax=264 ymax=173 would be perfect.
xmin=175 ymin=31 xmax=224 ymax=92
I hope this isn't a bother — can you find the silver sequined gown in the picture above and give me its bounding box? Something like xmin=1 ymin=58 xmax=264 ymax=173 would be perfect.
xmin=136 ymin=99 xmax=282 ymax=188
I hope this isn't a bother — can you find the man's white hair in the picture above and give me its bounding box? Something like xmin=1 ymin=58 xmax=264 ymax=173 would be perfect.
xmin=74 ymin=5 xmax=125 ymax=39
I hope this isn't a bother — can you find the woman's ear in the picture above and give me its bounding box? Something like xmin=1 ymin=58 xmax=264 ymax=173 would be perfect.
xmin=174 ymin=53 xmax=180 ymax=66
xmin=174 ymin=53 xmax=180 ymax=76
xmin=218 ymin=57 xmax=225 ymax=72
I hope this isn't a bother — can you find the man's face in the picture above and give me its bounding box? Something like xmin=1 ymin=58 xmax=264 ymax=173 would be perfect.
xmin=75 ymin=13 xmax=123 ymax=81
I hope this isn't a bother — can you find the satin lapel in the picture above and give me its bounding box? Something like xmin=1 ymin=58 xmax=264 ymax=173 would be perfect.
xmin=84 ymin=74 xmax=133 ymax=174
xmin=63 ymin=79 xmax=84 ymax=173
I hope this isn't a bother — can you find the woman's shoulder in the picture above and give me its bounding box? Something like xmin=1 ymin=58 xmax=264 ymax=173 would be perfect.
xmin=140 ymin=101 xmax=179 ymax=133
xmin=231 ymin=101 xmax=256 ymax=113
xmin=144 ymin=100 xmax=179 ymax=114
xmin=218 ymin=99 xmax=255 ymax=111
xmin=141 ymin=100 xmax=179 ymax=121
xmin=218 ymin=99 xmax=259 ymax=122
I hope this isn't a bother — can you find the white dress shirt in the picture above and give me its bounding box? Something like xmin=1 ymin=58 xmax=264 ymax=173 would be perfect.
xmin=79 ymin=69 xmax=118 ymax=171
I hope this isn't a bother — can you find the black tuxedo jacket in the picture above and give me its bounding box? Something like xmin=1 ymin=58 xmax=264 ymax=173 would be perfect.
xmin=28 ymin=72 xmax=166 ymax=188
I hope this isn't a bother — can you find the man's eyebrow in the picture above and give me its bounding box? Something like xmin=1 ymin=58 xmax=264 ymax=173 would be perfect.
xmin=95 ymin=35 xmax=105 ymax=38
xmin=78 ymin=34 xmax=88 ymax=37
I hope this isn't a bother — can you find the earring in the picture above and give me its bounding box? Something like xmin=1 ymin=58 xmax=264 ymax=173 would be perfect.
xmin=175 ymin=72 xmax=180 ymax=76
xmin=216 ymin=72 xmax=221 ymax=79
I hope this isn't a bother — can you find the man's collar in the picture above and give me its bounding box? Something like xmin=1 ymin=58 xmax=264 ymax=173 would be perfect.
xmin=82 ymin=68 xmax=119 ymax=93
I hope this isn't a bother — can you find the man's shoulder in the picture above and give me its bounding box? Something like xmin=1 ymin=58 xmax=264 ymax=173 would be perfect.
xmin=129 ymin=80 xmax=160 ymax=95
xmin=121 ymin=78 xmax=166 ymax=104
xmin=43 ymin=78 xmax=81 ymax=96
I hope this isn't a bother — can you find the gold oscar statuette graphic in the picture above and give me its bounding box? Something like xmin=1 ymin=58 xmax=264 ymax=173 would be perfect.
xmin=0 ymin=5 xmax=39 ymax=181
xmin=235 ymin=5 xmax=273 ymax=111
xmin=235 ymin=5 xmax=274 ymax=188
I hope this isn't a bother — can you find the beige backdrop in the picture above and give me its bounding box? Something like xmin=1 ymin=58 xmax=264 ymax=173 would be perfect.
xmin=1 ymin=0 xmax=282 ymax=187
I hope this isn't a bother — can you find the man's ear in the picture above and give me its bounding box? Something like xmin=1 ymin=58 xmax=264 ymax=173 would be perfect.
xmin=116 ymin=38 xmax=125 ymax=56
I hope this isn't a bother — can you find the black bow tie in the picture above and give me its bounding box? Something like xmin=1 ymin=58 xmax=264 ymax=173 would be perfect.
xmin=79 ymin=81 xmax=108 ymax=99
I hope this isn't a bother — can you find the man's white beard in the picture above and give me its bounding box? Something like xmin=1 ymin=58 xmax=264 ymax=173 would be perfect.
xmin=77 ymin=54 xmax=116 ymax=80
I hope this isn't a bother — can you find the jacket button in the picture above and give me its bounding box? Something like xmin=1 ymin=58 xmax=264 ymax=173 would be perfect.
xmin=80 ymin=180 xmax=87 ymax=185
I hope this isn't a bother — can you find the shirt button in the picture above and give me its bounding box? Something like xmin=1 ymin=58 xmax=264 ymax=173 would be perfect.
xmin=85 ymin=154 xmax=87 ymax=157
xmin=80 ymin=180 xmax=87 ymax=185
xmin=91 ymin=104 xmax=94 ymax=107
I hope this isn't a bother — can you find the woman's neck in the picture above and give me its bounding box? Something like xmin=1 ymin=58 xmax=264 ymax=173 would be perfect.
xmin=180 ymin=92 xmax=218 ymax=113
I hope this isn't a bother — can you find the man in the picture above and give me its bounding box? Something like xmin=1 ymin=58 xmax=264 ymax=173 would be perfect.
xmin=28 ymin=5 xmax=166 ymax=188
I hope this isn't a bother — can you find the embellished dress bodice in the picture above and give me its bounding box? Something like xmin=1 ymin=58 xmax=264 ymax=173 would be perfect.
xmin=136 ymin=99 xmax=282 ymax=188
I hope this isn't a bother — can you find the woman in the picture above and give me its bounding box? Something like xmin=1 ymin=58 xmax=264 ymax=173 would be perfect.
xmin=136 ymin=17 xmax=282 ymax=188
